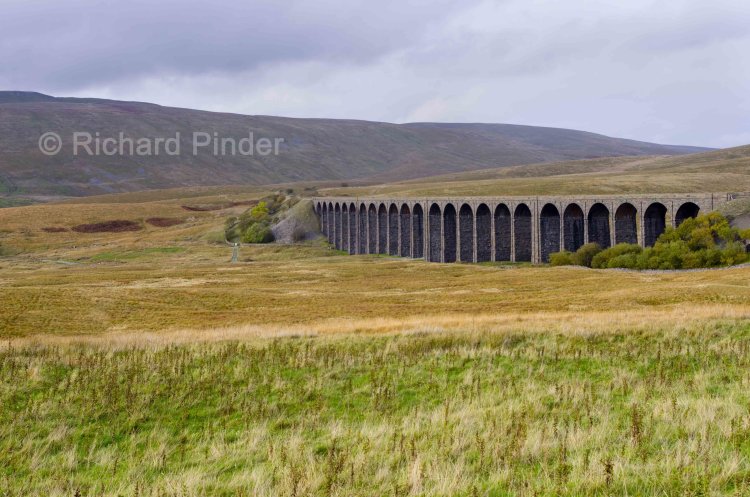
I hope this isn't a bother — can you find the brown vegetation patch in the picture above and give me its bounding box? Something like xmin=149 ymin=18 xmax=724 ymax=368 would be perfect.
xmin=41 ymin=227 xmax=68 ymax=233
xmin=231 ymin=200 xmax=258 ymax=207
xmin=181 ymin=204 xmax=224 ymax=212
xmin=146 ymin=217 xmax=184 ymax=227
xmin=181 ymin=200 xmax=257 ymax=211
xmin=72 ymin=220 xmax=142 ymax=233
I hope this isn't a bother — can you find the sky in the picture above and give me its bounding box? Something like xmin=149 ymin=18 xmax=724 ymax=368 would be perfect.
xmin=1 ymin=0 xmax=749 ymax=148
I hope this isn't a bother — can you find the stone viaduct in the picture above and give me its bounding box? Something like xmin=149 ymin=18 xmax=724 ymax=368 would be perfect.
xmin=313 ymin=193 xmax=742 ymax=263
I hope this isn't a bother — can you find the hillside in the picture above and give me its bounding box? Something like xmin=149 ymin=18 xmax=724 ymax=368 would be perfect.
xmin=322 ymin=145 xmax=750 ymax=197
xmin=0 ymin=91 xmax=709 ymax=198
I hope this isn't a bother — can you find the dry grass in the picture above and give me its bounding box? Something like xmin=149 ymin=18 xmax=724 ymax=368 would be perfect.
xmin=2 ymin=249 xmax=749 ymax=338
xmin=2 ymin=188 xmax=750 ymax=496
xmin=1 ymin=190 xmax=750 ymax=338
xmin=321 ymin=145 xmax=750 ymax=197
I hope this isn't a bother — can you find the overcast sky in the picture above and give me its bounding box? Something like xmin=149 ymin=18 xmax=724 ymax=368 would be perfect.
xmin=1 ymin=0 xmax=748 ymax=148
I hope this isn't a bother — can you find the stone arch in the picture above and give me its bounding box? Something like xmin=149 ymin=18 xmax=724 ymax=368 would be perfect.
xmin=514 ymin=204 xmax=532 ymax=262
xmin=563 ymin=203 xmax=584 ymax=252
xmin=675 ymin=202 xmax=700 ymax=226
xmin=459 ymin=204 xmax=474 ymax=262
xmin=368 ymin=204 xmax=377 ymax=254
xmin=615 ymin=203 xmax=637 ymax=245
xmin=588 ymin=203 xmax=611 ymax=249
xmin=321 ymin=203 xmax=328 ymax=239
xmin=443 ymin=203 xmax=457 ymax=263
xmin=494 ymin=204 xmax=511 ymax=261
xmin=377 ymin=204 xmax=388 ymax=254
xmin=400 ymin=204 xmax=411 ymax=257
xmin=358 ymin=204 xmax=367 ymax=254
xmin=341 ymin=204 xmax=349 ymax=252
xmin=429 ymin=203 xmax=442 ymax=262
xmin=348 ymin=203 xmax=357 ymax=254
xmin=540 ymin=203 xmax=560 ymax=263
xmin=413 ymin=204 xmax=424 ymax=259
xmin=327 ymin=202 xmax=334 ymax=243
xmin=476 ymin=204 xmax=491 ymax=262
xmin=388 ymin=204 xmax=399 ymax=255
xmin=334 ymin=203 xmax=342 ymax=249
xmin=644 ymin=202 xmax=667 ymax=247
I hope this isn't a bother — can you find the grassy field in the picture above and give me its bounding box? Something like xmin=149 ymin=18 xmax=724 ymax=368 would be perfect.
xmin=1 ymin=186 xmax=750 ymax=495
xmin=2 ymin=322 xmax=750 ymax=496
xmin=320 ymin=145 xmax=750 ymax=197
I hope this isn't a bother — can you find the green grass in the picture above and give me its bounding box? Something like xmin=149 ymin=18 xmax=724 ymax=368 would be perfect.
xmin=0 ymin=196 xmax=36 ymax=208
xmin=86 ymin=246 xmax=186 ymax=262
xmin=2 ymin=321 xmax=750 ymax=496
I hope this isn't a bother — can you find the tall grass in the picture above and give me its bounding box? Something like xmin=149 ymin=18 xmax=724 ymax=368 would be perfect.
xmin=2 ymin=320 xmax=750 ymax=496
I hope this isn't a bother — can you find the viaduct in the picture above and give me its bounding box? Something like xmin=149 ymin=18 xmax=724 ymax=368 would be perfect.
xmin=313 ymin=193 xmax=743 ymax=264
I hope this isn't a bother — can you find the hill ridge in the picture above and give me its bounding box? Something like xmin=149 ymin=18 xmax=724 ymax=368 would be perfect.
xmin=0 ymin=91 xmax=712 ymax=197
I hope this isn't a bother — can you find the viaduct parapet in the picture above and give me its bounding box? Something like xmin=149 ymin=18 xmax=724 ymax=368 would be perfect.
xmin=312 ymin=193 xmax=745 ymax=263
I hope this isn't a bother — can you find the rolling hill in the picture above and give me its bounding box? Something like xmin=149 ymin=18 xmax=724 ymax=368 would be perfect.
xmin=0 ymin=91 xmax=709 ymax=198
xmin=321 ymin=145 xmax=750 ymax=197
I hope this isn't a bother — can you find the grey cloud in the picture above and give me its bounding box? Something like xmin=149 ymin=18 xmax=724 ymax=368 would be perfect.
xmin=0 ymin=0 xmax=459 ymax=89
xmin=0 ymin=0 xmax=748 ymax=148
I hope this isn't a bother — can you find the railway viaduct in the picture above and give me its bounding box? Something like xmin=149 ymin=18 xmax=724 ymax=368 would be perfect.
xmin=313 ymin=194 xmax=743 ymax=263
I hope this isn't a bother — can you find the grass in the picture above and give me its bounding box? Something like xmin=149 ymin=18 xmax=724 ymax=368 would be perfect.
xmin=320 ymin=145 xmax=750 ymax=197
xmin=2 ymin=321 xmax=750 ymax=496
xmin=2 ymin=187 xmax=750 ymax=495
xmin=0 ymin=196 xmax=37 ymax=208
xmin=86 ymin=247 xmax=186 ymax=262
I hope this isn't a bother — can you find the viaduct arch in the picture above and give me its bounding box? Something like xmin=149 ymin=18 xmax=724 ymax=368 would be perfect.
xmin=314 ymin=194 xmax=736 ymax=263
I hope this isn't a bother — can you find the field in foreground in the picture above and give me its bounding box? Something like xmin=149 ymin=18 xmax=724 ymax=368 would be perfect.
xmin=3 ymin=322 xmax=750 ymax=496
xmin=2 ymin=188 xmax=750 ymax=496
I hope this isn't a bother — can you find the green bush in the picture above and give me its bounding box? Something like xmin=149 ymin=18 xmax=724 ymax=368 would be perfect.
xmin=226 ymin=199 xmax=284 ymax=243
xmin=249 ymin=201 xmax=270 ymax=222
xmin=549 ymin=251 xmax=574 ymax=266
xmin=572 ymin=243 xmax=602 ymax=267
xmin=644 ymin=212 xmax=749 ymax=269
xmin=242 ymin=222 xmax=274 ymax=243
xmin=547 ymin=212 xmax=748 ymax=270
xmin=591 ymin=243 xmax=643 ymax=269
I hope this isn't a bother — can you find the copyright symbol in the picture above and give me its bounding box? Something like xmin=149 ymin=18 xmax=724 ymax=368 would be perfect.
xmin=39 ymin=132 xmax=62 ymax=156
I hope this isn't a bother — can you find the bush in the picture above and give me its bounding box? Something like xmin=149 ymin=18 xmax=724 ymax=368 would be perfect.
xmin=547 ymin=212 xmax=748 ymax=270
xmin=644 ymin=212 xmax=749 ymax=269
xmin=226 ymin=199 xmax=284 ymax=243
xmin=591 ymin=243 xmax=643 ymax=269
xmin=249 ymin=201 xmax=270 ymax=222
xmin=243 ymin=222 xmax=274 ymax=243
xmin=572 ymin=243 xmax=602 ymax=267
xmin=549 ymin=251 xmax=574 ymax=266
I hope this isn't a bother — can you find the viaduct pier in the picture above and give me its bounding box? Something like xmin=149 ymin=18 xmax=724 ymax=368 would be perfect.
xmin=313 ymin=193 xmax=742 ymax=264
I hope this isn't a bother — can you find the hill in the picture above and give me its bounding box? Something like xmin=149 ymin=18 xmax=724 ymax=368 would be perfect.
xmin=0 ymin=91 xmax=709 ymax=198
xmin=321 ymin=145 xmax=750 ymax=197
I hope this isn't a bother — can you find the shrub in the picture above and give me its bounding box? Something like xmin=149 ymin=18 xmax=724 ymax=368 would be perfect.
xmin=243 ymin=222 xmax=274 ymax=243
xmin=720 ymin=241 xmax=749 ymax=266
xmin=549 ymin=213 xmax=748 ymax=270
xmin=572 ymin=243 xmax=602 ymax=268
xmin=606 ymin=252 xmax=641 ymax=269
xmin=549 ymin=251 xmax=574 ymax=266
xmin=228 ymin=201 xmax=280 ymax=243
xmin=645 ymin=212 xmax=749 ymax=269
xmin=249 ymin=201 xmax=270 ymax=222
xmin=591 ymin=243 xmax=643 ymax=269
